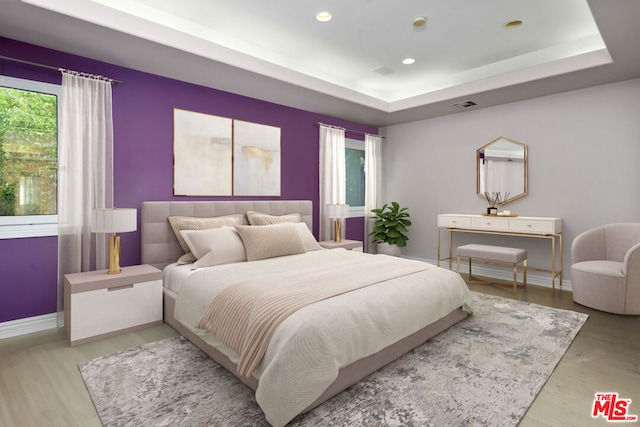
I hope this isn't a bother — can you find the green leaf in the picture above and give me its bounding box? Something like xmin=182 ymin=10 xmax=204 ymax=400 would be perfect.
xmin=386 ymin=230 xmax=401 ymax=238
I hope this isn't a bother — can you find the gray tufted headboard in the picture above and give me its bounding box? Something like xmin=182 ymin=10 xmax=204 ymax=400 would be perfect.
xmin=141 ymin=200 xmax=313 ymax=270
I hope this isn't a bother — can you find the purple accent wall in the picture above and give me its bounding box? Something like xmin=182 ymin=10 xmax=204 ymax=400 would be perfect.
xmin=0 ymin=37 xmax=377 ymax=323
xmin=0 ymin=237 xmax=58 ymax=322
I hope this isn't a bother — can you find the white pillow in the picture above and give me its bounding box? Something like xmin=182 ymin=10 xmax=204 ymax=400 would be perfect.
xmin=234 ymin=223 xmax=305 ymax=261
xmin=291 ymin=222 xmax=323 ymax=252
xmin=179 ymin=227 xmax=247 ymax=269
xmin=168 ymin=214 xmax=244 ymax=254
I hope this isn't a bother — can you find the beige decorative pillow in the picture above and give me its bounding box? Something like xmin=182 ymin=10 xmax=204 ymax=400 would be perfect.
xmin=168 ymin=214 xmax=244 ymax=261
xmin=246 ymin=210 xmax=301 ymax=225
xmin=179 ymin=227 xmax=247 ymax=269
xmin=291 ymin=222 xmax=323 ymax=252
xmin=235 ymin=223 xmax=305 ymax=261
xmin=176 ymin=252 xmax=197 ymax=265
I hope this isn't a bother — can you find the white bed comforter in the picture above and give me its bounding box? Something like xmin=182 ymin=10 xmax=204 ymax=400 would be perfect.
xmin=174 ymin=249 xmax=474 ymax=427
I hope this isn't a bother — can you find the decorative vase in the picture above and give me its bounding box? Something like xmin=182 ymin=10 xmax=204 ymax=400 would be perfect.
xmin=377 ymin=242 xmax=402 ymax=257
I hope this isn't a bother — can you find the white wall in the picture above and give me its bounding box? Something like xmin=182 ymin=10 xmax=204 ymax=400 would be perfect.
xmin=381 ymin=78 xmax=640 ymax=287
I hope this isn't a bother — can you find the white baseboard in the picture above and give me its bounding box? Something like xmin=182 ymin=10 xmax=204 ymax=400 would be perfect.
xmin=408 ymin=257 xmax=572 ymax=291
xmin=0 ymin=313 xmax=58 ymax=340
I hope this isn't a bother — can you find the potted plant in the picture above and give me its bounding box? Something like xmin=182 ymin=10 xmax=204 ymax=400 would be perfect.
xmin=369 ymin=202 xmax=411 ymax=256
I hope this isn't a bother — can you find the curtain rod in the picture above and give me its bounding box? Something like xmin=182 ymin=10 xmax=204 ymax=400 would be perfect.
xmin=315 ymin=121 xmax=384 ymax=139
xmin=0 ymin=55 xmax=123 ymax=85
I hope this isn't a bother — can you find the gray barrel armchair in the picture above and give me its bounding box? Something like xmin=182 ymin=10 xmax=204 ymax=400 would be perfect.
xmin=571 ymin=223 xmax=640 ymax=315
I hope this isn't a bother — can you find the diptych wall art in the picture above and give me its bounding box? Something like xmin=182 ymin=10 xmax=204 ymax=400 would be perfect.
xmin=233 ymin=120 xmax=281 ymax=196
xmin=173 ymin=109 xmax=281 ymax=196
xmin=173 ymin=109 xmax=233 ymax=196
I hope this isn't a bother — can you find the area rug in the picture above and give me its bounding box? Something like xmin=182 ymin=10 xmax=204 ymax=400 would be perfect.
xmin=78 ymin=292 xmax=588 ymax=426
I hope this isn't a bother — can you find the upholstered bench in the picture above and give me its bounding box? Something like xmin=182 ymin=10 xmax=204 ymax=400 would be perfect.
xmin=456 ymin=244 xmax=527 ymax=293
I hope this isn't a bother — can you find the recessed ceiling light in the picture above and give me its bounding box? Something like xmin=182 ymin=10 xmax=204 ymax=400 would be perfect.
xmin=316 ymin=11 xmax=332 ymax=22
xmin=504 ymin=20 xmax=523 ymax=29
xmin=412 ymin=16 xmax=427 ymax=27
xmin=402 ymin=58 xmax=416 ymax=65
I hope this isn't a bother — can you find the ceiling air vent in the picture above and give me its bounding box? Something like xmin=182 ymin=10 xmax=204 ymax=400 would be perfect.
xmin=373 ymin=66 xmax=395 ymax=76
xmin=453 ymin=100 xmax=477 ymax=109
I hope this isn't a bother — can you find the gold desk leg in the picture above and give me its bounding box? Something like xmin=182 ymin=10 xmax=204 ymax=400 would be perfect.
xmin=551 ymin=235 xmax=556 ymax=293
xmin=559 ymin=234 xmax=563 ymax=289
xmin=437 ymin=228 xmax=441 ymax=267
xmin=448 ymin=230 xmax=453 ymax=270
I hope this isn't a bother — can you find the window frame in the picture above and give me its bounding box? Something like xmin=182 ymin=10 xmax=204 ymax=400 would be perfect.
xmin=345 ymin=138 xmax=365 ymax=218
xmin=0 ymin=76 xmax=60 ymax=239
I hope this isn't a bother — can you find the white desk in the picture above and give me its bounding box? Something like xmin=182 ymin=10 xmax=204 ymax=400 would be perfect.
xmin=437 ymin=214 xmax=563 ymax=290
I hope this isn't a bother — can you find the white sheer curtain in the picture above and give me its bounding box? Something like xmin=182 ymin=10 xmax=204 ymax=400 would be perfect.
xmin=364 ymin=133 xmax=382 ymax=253
xmin=57 ymin=71 xmax=114 ymax=327
xmin=319 ymin=124 xmax=346 ymax=242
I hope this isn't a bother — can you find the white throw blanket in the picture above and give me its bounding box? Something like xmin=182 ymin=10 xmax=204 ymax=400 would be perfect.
xmin=174 ymin=249 xmax=474 ymax=427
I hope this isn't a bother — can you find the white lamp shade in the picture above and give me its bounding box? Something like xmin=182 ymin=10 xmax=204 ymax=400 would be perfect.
xmin=91 ymin=208 xmax=137 ymax=234
xmin=325 ymin=203 xmax=350 ymax=219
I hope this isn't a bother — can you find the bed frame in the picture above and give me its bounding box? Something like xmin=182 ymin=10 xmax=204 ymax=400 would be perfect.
xmin=140 ymin=200 xmax=467 ymax=414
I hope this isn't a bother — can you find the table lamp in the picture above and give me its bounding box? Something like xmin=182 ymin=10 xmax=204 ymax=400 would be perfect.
xmin=91 ymin=208 xmax=137 ymax=274
xmin=325 ymin=204 xmax=350 ymax=243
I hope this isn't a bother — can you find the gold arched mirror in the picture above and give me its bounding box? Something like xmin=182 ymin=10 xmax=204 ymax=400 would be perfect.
xmin=477 ymin=137 xmax=528 ymax=204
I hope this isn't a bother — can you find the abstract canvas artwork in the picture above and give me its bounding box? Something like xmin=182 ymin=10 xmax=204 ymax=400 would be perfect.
xmin=173 ymin=110 xmax=281 ymax=196
xmin=233 ymin=120 xmax=281 ymax=196
xmin=173 ymin=109 xmax=232 ymax=196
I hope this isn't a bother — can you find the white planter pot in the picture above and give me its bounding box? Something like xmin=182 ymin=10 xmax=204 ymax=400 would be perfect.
xmin=376 ymin=242 xmax=402 ymax=257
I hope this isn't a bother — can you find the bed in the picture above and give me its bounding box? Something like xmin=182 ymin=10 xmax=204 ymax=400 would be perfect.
xmin=141 ymin=200 xmax=474 ymax=426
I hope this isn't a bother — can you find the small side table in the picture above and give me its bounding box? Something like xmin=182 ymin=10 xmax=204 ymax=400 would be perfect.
xmin=319 ymin=239 xmax=363 ymax=251
xmin=64 ymin=264 xmax=163 ymax=346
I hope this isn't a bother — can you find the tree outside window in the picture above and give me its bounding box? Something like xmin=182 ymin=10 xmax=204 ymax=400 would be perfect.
xmin=345 ymin=146 xmax=365 ymax=208
xmin=0 ymin=86 xmax=57 ymax=217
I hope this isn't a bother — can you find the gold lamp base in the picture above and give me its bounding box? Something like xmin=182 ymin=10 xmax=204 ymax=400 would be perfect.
xmin=333 ymin=219 xmax=342 ymax=243
xmin=107 ymin=234 xmax=122 ymax=274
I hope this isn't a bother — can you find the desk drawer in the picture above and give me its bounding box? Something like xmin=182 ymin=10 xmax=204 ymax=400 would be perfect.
xmin=509 ymin=219 xmax=555 ymax=234
xmin=438 ymin=215 xmax=472 ymax=228
xmin=471 ymin=217 xmax=509 ymax=231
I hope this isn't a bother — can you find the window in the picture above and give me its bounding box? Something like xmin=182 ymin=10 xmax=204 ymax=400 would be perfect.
xmin=0 ymin=76 xmax=59 ymax=238
xmin=345 ymin=138 xmax=365 ymax=217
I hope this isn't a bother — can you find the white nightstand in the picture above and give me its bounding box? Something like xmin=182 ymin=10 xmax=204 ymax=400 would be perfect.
xmin=319 ymin=239 xmax=363 ymax=251
xmin=64 ymin=264 xmax=163 ymax=346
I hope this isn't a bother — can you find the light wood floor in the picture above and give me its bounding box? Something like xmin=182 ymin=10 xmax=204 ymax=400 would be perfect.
xmin=0 ymin=284 xmax=638 ymax=427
